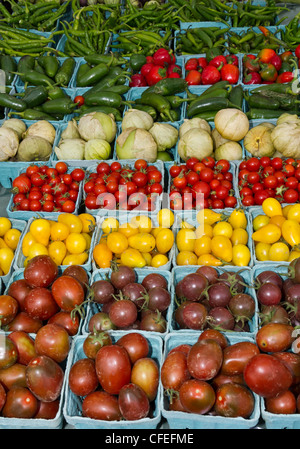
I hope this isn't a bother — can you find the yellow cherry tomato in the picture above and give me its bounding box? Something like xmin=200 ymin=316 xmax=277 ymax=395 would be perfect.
xmin=269 ymin=215 xmax=286 ymax=228
xmin=211 ymin=235 xmax=233 ymax=263
xmin=48 ymin=241 xmax=67 ymax=266
xmin=231 ymin=228 xmax=248 ymax=246
xmin=93 ymin=242 xmax=113 ymax=268
xmin=255 ymin=242 xmax=271 ymax=262
xmin=151 ymin=226 xmax=164 ymax=239
xmin=63 ymin=252 xmax=88 ymax=266
xmin=198 ymin=209 xmax=222 ymax=226
xmin=128 ymin=233 xmax=156 ymax=253
xmin=142 ymin=252 xmax=152 ymax=266
xmin=4 ymin=228 xmax=21 ymax=250
xmin=197 ymin=254 xmax=223 ymax=266
xmin=176 ymin=251 xmax=198 ymax=266
xmin=30 ymin=218 xmax=51 ymax=247
xmin=195 ymin=223 xmax=213 ymax=239
xmin=130 ymin=215 xmax=152 ymax=233
xmin=212 ymin=221 xmax=233 ymax=239
xmin=65 ymin=233 xmax=87 ymax=254
xmin=268 ymin=242 xmax=289 ymax=261
xmin=28 ymin=243 xmax=49 ymax=260
xmin=232 ymin=244 xmax=251 ymax=266
xmin=288 ymin=250 xmax=300 ymax=262
xmin=157 ymin=209 xmax=174 ymax=228
xmin=181 ymin=221 xmax=195 ymax=230
xmin=287 ymin=204 xmax=300 ymax=223
xmin=79 ymin=213 xmax=96 ymax=233
xmin=118 ymin=222 xmax=139 ymax=238
xmin=155 ymin=228 xmax=174 ymax=254
xmin=22 ymin=232 xmax=37 ymax=257
xmin=58 ymin=213 xmax=83 ymax=233
xmin=283 ymin=204 xmax=293 ymax=219
xmin=107 ymin=231 xmax=129 ymax=254
xmin=82 ymin=232 xmax=92 ymax=250
xmin=281 ymin=220 xmax=300 ymax=247
xmin=121 ymin=248 xmax=146 ymax=268
xmin=194 ymin=235 xmax=212 ymax=257
xmin=176 ymin=228 xmax=196 ymax=252
xmin=0 ymin=218 xmax=11 ymax=237
xmin=151 ymin=254 xmax=169 ymax=268
xmin=228 ymin=209 xmax=247 ymax=230
xmin=253 ymin=215 xmax=270 ymax=232
xmin=262 ymin=198 xmax=283 ymax=218
xmin=252 ymin=223 xmax=281 ymax=244
xmin=0 ymin=238 xmax=8 ymax=249
xmin=101 ymin=217 xmax=119 ymax=234
xmin=50 ymin=222 xmax=70 ymax=242
xmin=0 ymin=247 xmax=14 ymax=274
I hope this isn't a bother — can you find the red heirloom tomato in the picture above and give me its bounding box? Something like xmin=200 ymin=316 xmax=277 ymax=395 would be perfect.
xmin=69 ymin=358 xmax=99 ymax=397
xmin=2 ymin=387 xmax=38 ymax=419
xmin=95 ymin=345 xmax=131 ymax=395
xmin=179 ymin=379 xmax=216 ymax=414
xmin=118 ymin=383 xmax=150 ymax=421
xmin=26 ymin=355 xmax=64 ymax=402
xmin=82 ymin=391 xmax=122 ymax=421
xmin=51 ymin=275 xmax=85 ymax=312
xmin=24 ymin=255 xmax=58 ymax=289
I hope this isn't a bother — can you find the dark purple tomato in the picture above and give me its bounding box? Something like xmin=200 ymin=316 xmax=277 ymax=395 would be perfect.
xmin=7 ymin=279 xmax=32 ymax=311
xmin=198 ymin=329 xmax=228 ymax=350
xmin=175 ymin=300 xmax=192 ymax=329
xmin=142 ymin=273 xmax=167 ymax=291
xmin=26 ymin=355 xmax=64 ymax=402
xmin=6 ymin=311 xmax=43 ymax=334
xmin=257 ymin=283 xmax=282 ymax=306
xmin=109 ymin=299 xmax=138 ymax=328
xmin=285 ymin=283 xmax=300 ymax=306
xmin=83 ymin=331 xmax=112 ymax=359
xmin=147 ymin=287 xmax=171 ymax=312
xmin=116 ymin=333 xmax=149 ymax=364
xmin=176 ymin=273 xmax=208 ymax=302
xmin=0 ymin=382 xmax=5 ymax=412
xmin=207 ymin=283 xmax=232 ymax=308
xmin=196 ymin=266 xmax=218 ymax=284
xmin=110 ymin=265 xmax=136 ymax=290
xmin=7 ymin=331 xmax=37 ymax=365
xmin=69 ymin=358 xmax=99 ymax=397
xmin=24 ymin=255 xmax=58 ymax=288
xmin=91 ymin=280 xmax=115 ymax=304
xmin=88 ymin=311 xmax=116 ymax=332
xmin=82 ymin=391 xmax=122 ymax=421
xmin=48 ymin=311 xmax=80 ymax=336
xmin=221 ymin=341 xmax=260 ymax=376
xmin=265 ymin=390 xmax=296 ymax=414
xmin=211 ymin=373 xmax=245 ymax=390
xmin=260 ymin=305 xmax=290 ymax=325
xmin=34 ymin=323 xmax=70 ymax=363
xmin=256 ymin=323 xmax=294 ymax=353
xmin=228 ymin=293 xmax=255 ymax=320
xmin=214 ymin=383 xmax=255 ymax=418
xmin=0 ymin=295 xmax=19 ymax=325
xmin=274 ymin=352 xmax=300 ymax=385
xmin=0 ymin=363 xmax=27 ymax=390
xmin=179 ymin=379 xmax=215 ymax=414
xmin=161 ymin=351 xmax=191 ymax=391
xmin=182 ymin=302 xmax=207 ymax=330
xmin=218 ymin=271 xmax=245 ymax=294
xmin=118 ymin=383 xmax=150 ymax=420
xmin=2 ymin=387 xmax=38 ymax=418
xmin=187 ymin=339 xmax=223 ymax=381
xmin=244 ymin=354 xmax=293 ymax=398
xmin=0 ymin=336 xmax=18 ymax=370
xmin=63 ymin=265 xmax=89 ymax=294
xmin=140 ymin=310 xmax=167 ymax=333
xmin=208 ymin=307 xmax=235 ymax=331
xmin=122 ymin=283 xmax=147 ymax=310
xmin=95 ymin=345 xmax=131 ymax=395
xmin=256 ymin=270 xmax=283 ymax=290
xmin=24 ymin=287 xmax=59 ymax=321
xmin=34 ymin=400 xmax=60 ymax=419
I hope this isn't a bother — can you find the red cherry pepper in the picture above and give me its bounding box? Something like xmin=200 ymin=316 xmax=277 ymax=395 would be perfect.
xmin=269 ymin=54 xmax=282 ymax=71
xmin=152 ymin=48 xmax=172 ymax=66
xmin=201 ymin=65 xmax=221 ymax=84
xmin=167 ymin=63 xmax=182 ymax=77
xmin=245 ymin=54 xmax=256 ymax=60
xmin=243 ymin=72 xmax=262 ymax=84
xmin=197 ymin=57 xmax=208 ymax=71
xmin=258 ymin=48 xmax=276 ymax=64
xmin=226 ymin=54 xmax=239 ymax=66
xmin=209 ymin=55 xmax=227 ymax=69
xmin=168 ymin=72 xmax=181 ymax=79
xmin=220 ymin=64 xmax=239 ymax=84
xmin=141 ymin=62 xmax=154 ymax=78
xmin=276 ymin=72 xmax=294 ymax=83
xmin=146 ymin=65 xmax=167 ymax=85
xmin=243 ymin=56 xmax=260 ymax=72
xmin=146 ymin=56 xmax=154 ymax=64
xmin=129 ymin=73 xmax=147 ymax=87
xmin=295 ymin=44 xmax=300 ymax=59
xmin=185 ymin=69 xmax=201 ymax=85
xmin=185 ymin=58 xmax=198 ymax=71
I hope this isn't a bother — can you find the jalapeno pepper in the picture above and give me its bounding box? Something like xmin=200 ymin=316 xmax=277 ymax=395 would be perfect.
xmin=0 ymin=93 xmax=27 ymax=111
xmin=22 ymin=86 xmax=48 ymax=108
xmin=139 ymin=92 xmax=173 ymax=121
xmin=76 ymin=62 xmax=109 ymax=87
xmin=55 ymin=58 xmax=76 ymax=87
xmin=41 ymin=97 xmax=78 ymax=115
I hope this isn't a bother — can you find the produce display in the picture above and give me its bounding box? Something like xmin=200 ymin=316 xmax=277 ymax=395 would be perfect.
xmin=2 ymin=0 xmax=300 ymax=432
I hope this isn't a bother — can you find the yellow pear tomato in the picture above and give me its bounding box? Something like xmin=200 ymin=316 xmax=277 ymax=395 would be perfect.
xmin=118 ymin=222 xmax=139 ymax=238
xmin=58 ymin=213 xmax=83 ymax=233
xmin=212 ymin=221 xmax=233 ymax=239
xmin=232 ymin=244 xmax=251 ymax=266
xmin=101 ymin=217 xmax=119 ymax=234
xmin=181 ymin=221 xmax=195 ymax=230
xmin=198 ymin=209 xmax=222 ymax=226
xmin=63 ymin=252 xmax=89 ymax=266
xmin=121 ymin=248 xmax=146 ymax=268
xmin=268 ymin=242 xmax=289 ymax=262
xmin=176 ymin=250 xmax=198 ymax=266
xmin=194 ymin=235 xmax=212 ymax=257
xmin=107 ymin=231 xmax=129 ymax=254
xmin=0 ymin=218 xmax=11 ymax=237
xmin=262 ymin=198 xmax=282 ymax=218
xmin=142 ymin=252 xmax=152 ymax=266
xmin=0 ymin=247 xmax=14 ymax=274
xmin=281 ymin=220 xmax=300 ymax=247
xmin=157 ymin=209 xmax=174 ymax=228
xmin=22 ymin=232 xmax=37 ymax=257
xmin=4 ymin=228 xmax=21 ymax=250
xmin=155 ymin=228 xmax=174 ymax=254
xmin=252 ymin=223 xmax=281 ymax=244
xmin=195 ymin=223 xmax=213 ymax=239
xmin=48 ymin=241 xmax=67 ymax=266
xmin=253 ymin=215 xmax=270 ymax=232
xmin=128 ymin=233 xmax=155 ymax=253
xmin=255 ymin=242 xmax=271 ymax=262
xmin=82 ymin=232 xmax=92 ymax=250
xmin=79 ymin=213 xmax=96 ymax=233
xmin=151 ymin=254 xmax=169 ymax=268
xmin=28 ymin=242 xmax=49 ymax=260
xmin=65 ymin=233 xmax=87 ymax=254
xmin=176 ymin=228 xmax=196 ymax=252
xmin=93 ymin=242 xmax=113 ymax=268
xmin=0 ymin=238 xmax=8 ymax=249
xmin=287 ymin=204 xmax=300 ymax=223
xmin=130 ymin=215 xmax=152 ymax=233
xmin=269 ymin=215 xmax=286 ymax=228
xmin=231 ymin=228 xmax=248 ymax=246
xmin=197 ymin=254 xmax=223 ymax=266
xmin=228 ymin=209 xmax=247 ymax=229
xmin=283 ymin=205 xmax=293 ymax=218
xmin=211 ymin=235 xmax=233 ymax=263
xmin=288 ymin=250 xmax=300 ymax=262
xmin=50 ymin=222 xmax=70 ymax=242
xmin=30 ymin=218 xmax=51 ymax=247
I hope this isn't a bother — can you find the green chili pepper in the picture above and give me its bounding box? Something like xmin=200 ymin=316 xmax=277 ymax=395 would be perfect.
xmin=55 ymin=58 xmax=76 ymax=87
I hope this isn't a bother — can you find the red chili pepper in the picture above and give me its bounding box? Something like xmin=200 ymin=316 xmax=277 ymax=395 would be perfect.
xmin=201 ymin=65 xmax=221 ymax=85
xmin=146 ymin=65 xmax=167 ymax=85
xmin=141 ymin=62 xmax=154 ymax=78
xmin=197 ymin=57 xmax=208 ymax=71
xmin=295 ymin=44 xmax=300 ymax=59
xmin=259 ymin=63 xmax=278 ymax=82
xmin=152 ymin=48 xmax=172 ymax=66
xmin=209 ymin=55 xmax=227 ymax=69
xmin=167 ymin=63 xmax=182 ymax=77
xmin=276 ymin=72 xmax=294 ymax=83
xmin=185 ymin=58 xmax=198 ymax=71
xmin=220 ymin=64 xmax=239 ymax=84
xmin=243 ymin=72 xmax=262 ymax=84
xmin=258 ymin=26 xmax=270 ymax=37
xmin=129 ymin=73 xmax=147 ymax=87
xmin=269 ymin=54 xmax=282 ymax=71
xmin=258 ymin=48 xmax=276 ymax=64
xmin=185 ymin=69 xmax=201 ymax=85
xmin=226 ymin=54 xmax=239 ymax=66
